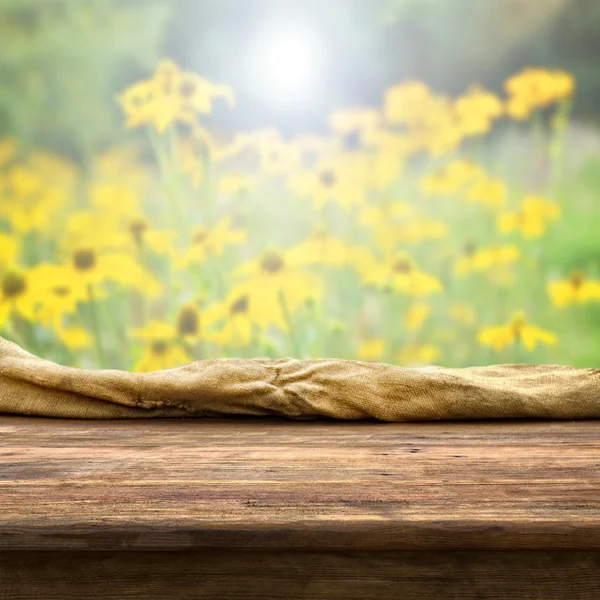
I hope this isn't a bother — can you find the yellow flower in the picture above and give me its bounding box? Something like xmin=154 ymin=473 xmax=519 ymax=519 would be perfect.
xmin=364 ymin=212 xmax=446 ymax=256
xmin=134 ymin=306 xmax=206 ymax=348
xmin=67 ymin=247 xmax=161 ymax=297
xmin=28 ymin=150 xmax=78 ymax=189
xmin=286 ymin=229 xmax=367 ymax=269
xmin=478 ymin=311 xmax=557 ymax=351
xmin=397 ymin=344 xmax=441 ymax=366
xmin=55 ymin=327 xmax=92 ymax=351
xmin=404 ymin=303 xmax=430 ymax=332
xmin=287 ymin=154 xmax=366 ymax=211
xmin=384 ymin=81 xmax=432 ymax=125
xmin=362 ymin=253 xmax=443 ymax=298
xmin=547 ymin=271 xmax=600 ymax=308
xmin=218 ymin=174 xmax=255 ymax=197
xmin=420 ymin=159 xmax=486 ymax=196
xmin=498 ymin=195 xmax=560 ymax=239
xmin=362 ymin=128 xmax=414 ymax=157
xmin=0 ymin=269 xmax=38 ymax=325
xmin=175 ymin=217 xmax=246 ymax=269
xmin=203 ymin=293 xmax=254 ymax=348
xmin=424 ymin=123 xmax=464 ymax=157
xmin=392 ymin=218 xmax=448 ymax=244
xmin=0 ymin=233 xmax=18 ymax=264
xmin=504 ymin=68 xmax=575 ymax=118
xmin=522 ymin=194 xmax=561 ymax=220
xmin=92 ymin=145 xmax=149 ymax=191
xmin=0 ymin=162 xmax=69 ymax=234
xmin=107 ymin=216 xmax=176 ymax=257
xmin=258 ymin=140 xmax=303 ymax=179
xmin=131 ymin=320 xmax=194 ymax=372
xmin=449 ymin=304 xmax=476 ymax=326
xmin=358 ymin=338 xmax=385 ymax=362
xmin=454 ymin=86 xmax=503 ymax=136
xmin=133 ymin=340 xmax=193 ymax=372
xmin=328 ymin=107 xmax=380 ymax=136
xmin=89 ymin=183 xmax=140 ymax=219
xmin=505 ymin=96 xmax=532 ymax=120
xmin=5 ymin=162 xmax=43 ymax=196
xmin=232 ymin=249 xmax=321 ymax=332
xmin=221 ymin=129 xmax=301 ymax=178
xmin=466 ymin=176 xmax=507 ymax=210
xmin=359 ymin=202 xmax=414 ymax=227
xmin=29 ymin=264 xmax=89 ymax=331
xmin=367 ymin=151 xmax=403 ymax=190
xmin=132 ymin=320 xmax=178 ymax=342
xmin=118 ymin=59 xmax=234 ymax=133
xmin=454 ymin=243 xmax=520 ymax=276
xmin=327 ymin=107 xmax=381 ymax=153
xmin=406 ymin=94 xmax=463 ymax=156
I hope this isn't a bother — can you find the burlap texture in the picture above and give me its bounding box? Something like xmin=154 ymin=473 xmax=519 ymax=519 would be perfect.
xmin=1 ymin=336 xmax=599 ymax=420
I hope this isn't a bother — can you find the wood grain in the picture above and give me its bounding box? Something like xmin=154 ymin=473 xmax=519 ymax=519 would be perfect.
xmin=2 ymin=549 xmax=600 ymax=600
xmin=1 ymin=416 xmax=600 ymax=552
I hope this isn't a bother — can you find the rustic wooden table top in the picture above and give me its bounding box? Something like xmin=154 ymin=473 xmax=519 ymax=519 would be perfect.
xmin=1 ymin=416 xmax=599 ymax=553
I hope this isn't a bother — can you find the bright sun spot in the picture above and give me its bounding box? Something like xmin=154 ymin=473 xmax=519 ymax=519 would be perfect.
xmin=245 ymin=23 xmax=325 ymax=109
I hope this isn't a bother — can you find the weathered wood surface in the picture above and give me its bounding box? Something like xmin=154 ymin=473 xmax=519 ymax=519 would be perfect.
xmin=1 ymin=416 xmax=600 ymax=552
xmin=3 ymin=549 xmax=600 ymax=600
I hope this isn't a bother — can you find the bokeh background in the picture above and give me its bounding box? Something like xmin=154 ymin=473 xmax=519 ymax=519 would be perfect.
xmin=2 ymin=0 xmax=600 ymax=371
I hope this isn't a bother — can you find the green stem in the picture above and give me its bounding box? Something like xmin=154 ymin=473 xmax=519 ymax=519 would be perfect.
xmin=87 ymin=284 xmax=106 ymax=368
xmin=6 ymin=310 xmax=29 ymax=351
xmin=549 ymin=100 xmax=571 ymax=188
xmin=135 ymin=241 xmax=149 ymax=327
xmin=24 ymin=319 xmax=42 ymax=357
xmin=147 ymin=125 xmax=189 ymax=239
xmin=105 ymin=288 xmax=129 ymax=370
xmin=278 ymin=289 xmax=302 ymax=357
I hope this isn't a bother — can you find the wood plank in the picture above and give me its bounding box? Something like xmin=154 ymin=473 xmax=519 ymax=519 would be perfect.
xmin=1 ymin=416 xmax=600 ymax=551
xmin=3 ymin=549 xmax=600 ymax=600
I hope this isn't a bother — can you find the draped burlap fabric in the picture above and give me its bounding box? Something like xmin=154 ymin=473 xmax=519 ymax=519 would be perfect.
xmin=1 ymin=336 xmax=599 ymax=420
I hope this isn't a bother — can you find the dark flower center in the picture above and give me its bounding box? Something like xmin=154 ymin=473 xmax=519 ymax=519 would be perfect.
xmin=73 ymin=249 xmax=97 ymax=272
xmin=312 ymin=229 xmax=329 ymax=242
xmin=260 ymin=251 xmax=285 ymax=274
xmin=157 ymin=65 xmax=178 ymax=95
xmin=129 ymin=219 xmax=148 ymax=244
xmin=230 ymin=295 xmax=249 ymax=315
xmin=392 ymin=259 xmax=413 ymax=274
xmin=151 ymin=340 xmax=168 ymax=355
xmin=177 ymin=306 xmax=200 ymax=336
xmin=342 ymin=130 xmax=361 ymax=151
xmin=463 ymin=240 xmax=477 ymax=257
xmin=2 ymin=272 xmax=26 ymax=298
xmin=511 ymin=316 xmax=526 ymax=339
xmin=570 ymin=271 xmax=584 ymax=290
xmin=319 ymin=169 xmax=336 ymax=187
xmin=132 ymin=94 xmax=147 ymax=108
xmin=231 ymin=212 xmax=246 ymax=229
xmin=52 ymin=286 xmax=70 ymax=297
xmin=179 ymin=79 xmax=197 ymax=99
xmin=192 ymin=228 xmax=208 ymax=245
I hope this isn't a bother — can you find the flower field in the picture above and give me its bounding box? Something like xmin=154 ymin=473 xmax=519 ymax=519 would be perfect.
xmin=1 ymin=60 xmax=597 ymax=371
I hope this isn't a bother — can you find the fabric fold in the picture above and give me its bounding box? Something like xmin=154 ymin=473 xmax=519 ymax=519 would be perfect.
xmin=0 ymin=337 xmax=599 ymax=420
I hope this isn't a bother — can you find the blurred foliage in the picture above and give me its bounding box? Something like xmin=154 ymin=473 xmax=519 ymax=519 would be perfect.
xmin=0 ymin=0 xmax=170 ymax=160
xmin=499 ymin=0 xmax=600 ymax=124
xmin=2 ymin=0 xmax=600 ymax=154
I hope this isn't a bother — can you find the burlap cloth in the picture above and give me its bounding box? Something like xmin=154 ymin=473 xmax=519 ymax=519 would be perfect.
xmin=1 ymin=336 xmax=599 ymax=420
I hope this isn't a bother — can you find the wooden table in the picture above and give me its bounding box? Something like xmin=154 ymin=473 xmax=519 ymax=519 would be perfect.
xmin=1 ymin=416 xmax=600 ymax=599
